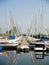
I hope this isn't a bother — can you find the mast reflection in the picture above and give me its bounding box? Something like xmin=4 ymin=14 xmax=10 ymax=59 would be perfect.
xmin=30 ymin=51 xmax=49 ymax=65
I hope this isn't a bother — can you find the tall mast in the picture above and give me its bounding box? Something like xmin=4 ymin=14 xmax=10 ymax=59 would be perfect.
xmin=34 ymin=14 xmax=37 ymax=35
xmin=10 ymin=11 xmax=16 ymax=35
xmin=38 ymin=5 xmax=43 ymax=34
xmin=38 ymin=9 xmax=40 ymax=34
xmin=10 ymin=11 xmax=13 ymax=35
xmin=40 ymin=5 xmax=43 ymax=34
xmin=27 ymin=21 xmax=32 ymax=36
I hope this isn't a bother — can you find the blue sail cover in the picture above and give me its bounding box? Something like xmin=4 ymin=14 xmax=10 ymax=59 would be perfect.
xmin=0 ymin=46 xmax=3 ymax=50
xmin=9 ymin=35 xmax=15 ymax=40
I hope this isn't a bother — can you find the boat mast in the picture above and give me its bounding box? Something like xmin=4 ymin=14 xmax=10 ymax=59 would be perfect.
xmin=40 ymin=5 xmax=43 ymax=34
xmin=34 ymin=14 xmax=37 ymax=35
xmin=38 ymin=5 xmax=43 ymax=35
xmin=38 ymin=9 xmax=40 ymax=34
xmin=10 ymin=11 xmax=16 ymax=36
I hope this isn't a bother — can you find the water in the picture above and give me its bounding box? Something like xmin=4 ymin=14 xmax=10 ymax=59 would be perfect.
xmin=0 ymin=51 xmax=49 ymax=65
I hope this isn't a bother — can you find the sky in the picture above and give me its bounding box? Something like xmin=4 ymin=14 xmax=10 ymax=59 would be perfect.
xmin=0 ymin=0 xmax=49 ymax=34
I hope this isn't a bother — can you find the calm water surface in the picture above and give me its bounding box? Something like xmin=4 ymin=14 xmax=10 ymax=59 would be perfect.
xmin=0 ymin=51 xmax=49 ymax=65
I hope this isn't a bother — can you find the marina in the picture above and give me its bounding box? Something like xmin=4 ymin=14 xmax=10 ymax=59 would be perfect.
xmin=0 ymin=36 xmax=49 ymax=52
xmin=0 ymin=0 xmax=49 ymax=65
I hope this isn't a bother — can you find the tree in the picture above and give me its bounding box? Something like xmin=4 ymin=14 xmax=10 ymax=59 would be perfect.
xmin=12 ymin=26 xmax=17 ymax=35
xmin=6 ymin=30 xmax=8 ymax=34
xmin=9 ymin=30 xmax=11 ymax=35
xmin=0 ymin=27 xmax=1 ymax=34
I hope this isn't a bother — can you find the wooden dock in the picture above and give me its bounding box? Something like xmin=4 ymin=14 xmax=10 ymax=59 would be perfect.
xmin=21 ymin=37 xmax=29 ymax=46
xmin=17 ymin=37 xmax=29 ymax=48
xmin=17 ymin=37 xmax=30 ymax=52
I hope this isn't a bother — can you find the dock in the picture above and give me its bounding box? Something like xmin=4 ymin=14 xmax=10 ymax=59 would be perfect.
xmin=17 ymin=37 xmax=30 ymax=52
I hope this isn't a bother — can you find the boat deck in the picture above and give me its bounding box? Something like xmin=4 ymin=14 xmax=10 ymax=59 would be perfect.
xmin=0 ymin=43 xmax=18 ymax=46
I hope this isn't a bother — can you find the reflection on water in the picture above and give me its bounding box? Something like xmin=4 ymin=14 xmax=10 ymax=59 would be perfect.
xmin=0 ymin=51 xmax=49 ymax=65
xmin=30 ymin=51 xmax=49 ymax=65
xmin=16 ymin=52 xmax=33 ymax=65
xmin=8 ymin=51 xmax=17 ymax=65
xmin=0 ymin=51 xmax=17 ymax=65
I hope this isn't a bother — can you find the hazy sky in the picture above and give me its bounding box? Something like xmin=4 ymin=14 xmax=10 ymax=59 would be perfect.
xmin=0 ymin=0 xmax=49 ymax=34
